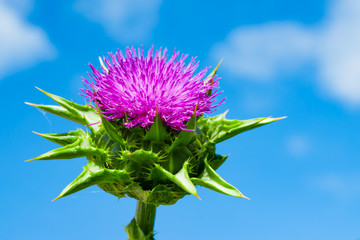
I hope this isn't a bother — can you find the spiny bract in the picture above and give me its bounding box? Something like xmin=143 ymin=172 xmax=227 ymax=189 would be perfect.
xmin=26 ymin=48 xmax=283 ymax=206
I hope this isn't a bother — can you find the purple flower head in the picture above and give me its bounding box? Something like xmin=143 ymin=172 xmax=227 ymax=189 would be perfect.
xmin=82 ymin=47 xmax=224 ymax=130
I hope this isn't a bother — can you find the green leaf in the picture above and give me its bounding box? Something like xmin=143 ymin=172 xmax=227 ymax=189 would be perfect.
xmin=26 ymin=88 xmax=101 ymax=132
xmin=25 ymin=103 xmax=81 ymax=124
xmin=149 ymin=166 xmax=169 ymax=183
xmin=208 ymin=154 xmax=228 ymax=170
xmin=168 ymin=106 xmax=197 ymax=152
xmin=197 ymin=111 xmax=285 ymax=144
xmin=97 ymin=182 xmax=127 ymax=198
xmin=94 ymin=102 xmax=128 ymax=147
xmin=36 ymin=87 xmax=83 ymax=116
xmin=168 ymin=145 xmax=191 ymax=174
xmin=144 ymin=107 xmax=170 ymax=142
xmin=147 ymin=185 xmax=177 ymax=205
xmin=129 ymin=149 xmax=159 ymax=164
xmin=53 ymin=161 xmax=131 ymax=200
xmin=174 ymin=161 xmax=199 ymax=198
xmin=125 ymin=182 xmax=151 ymax=202
xmin=154 ymin=162 xmax=198 ymax=198
xmin=125 ymin=149 xmax=160 ymax=181
xmin=27 ymin=131 xmax=106 ymax=161
xmin=125 ymin=218 xmax=147 ymax=240
xmin=33 ymin=129 xmax=83 ymax=146
xmin=191 ymin=158 xmax=248 ymax=199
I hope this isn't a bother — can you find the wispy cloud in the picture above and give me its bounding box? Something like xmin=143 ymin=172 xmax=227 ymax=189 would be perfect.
xmin=211 ymin=0 xmax=360 ymax=107
xmin=74 ymin=0 xmax=162 ymax=43
xmin=313 ymin=173 xmax=360 ymax=202
xmin=0 ymin=0 xmax=56 ymax=79
xmin=212 ymin=22 xmax=316 ymax=81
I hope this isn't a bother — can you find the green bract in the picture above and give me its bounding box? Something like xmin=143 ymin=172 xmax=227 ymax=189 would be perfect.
xmin=27 ymin=87 xmax=283 ymax=206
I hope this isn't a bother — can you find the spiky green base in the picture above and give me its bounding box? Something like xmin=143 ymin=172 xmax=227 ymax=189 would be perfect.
xmin=27 ymin=88 xmax=284 ymax=206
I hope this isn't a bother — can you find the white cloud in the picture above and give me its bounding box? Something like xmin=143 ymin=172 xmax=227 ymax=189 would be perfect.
xmin=212 ymin=23 xmax=316 ymax=80
xmin=211 ymin=0 xmax=360 ymax=107
xmin=74 ymin=0 xmax=162 ymax=43
xmin=0 ymin=0 xmax=56 ymax=79
xmin=3 ymin=0 xmax=33 ymax=15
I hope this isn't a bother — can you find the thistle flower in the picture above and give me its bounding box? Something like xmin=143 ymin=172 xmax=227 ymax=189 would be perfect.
xmin=27 ymin=47 xmax=284 ymax=239
xmin=82 ymin=47 xmax=223 ymax=130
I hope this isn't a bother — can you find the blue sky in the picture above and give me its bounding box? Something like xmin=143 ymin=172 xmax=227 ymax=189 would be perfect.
xmin=0 ymin=0 xmax=359 ymax=239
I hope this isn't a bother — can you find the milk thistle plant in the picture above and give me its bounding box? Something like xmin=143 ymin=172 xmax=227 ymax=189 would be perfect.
xmin=27 ymin=47 xmax=283 ymax=239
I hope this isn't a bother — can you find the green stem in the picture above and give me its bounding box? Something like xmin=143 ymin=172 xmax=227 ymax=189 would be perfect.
xmin=135 ymin=200 xmax=157 ymax=238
